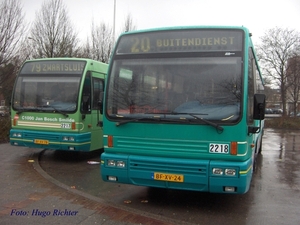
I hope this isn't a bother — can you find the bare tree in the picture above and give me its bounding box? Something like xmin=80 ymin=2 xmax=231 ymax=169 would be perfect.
xmin=79 ymin=13 xmax=137 ymax=62
xmin=29 ymin=0 xmax=79 ymax=58
xmin=119 ymin=13 xmax=137 ymax=34
xmin=0 ymin=0 xmax=25 ymax=66
xmin=81 ymin=21 xmax=113 ymax=63
xmin=287 ymin=56 xmax=300 ymax=115
xmin=0 ymin=0 xmax=26 ymax=105
xmin=78 ymin=37 xmax=92 ymax=59
xmin=0 ymin=59 xmax=18 ymax=105
xmin=257 ymin=27 xmax=300 ymax=116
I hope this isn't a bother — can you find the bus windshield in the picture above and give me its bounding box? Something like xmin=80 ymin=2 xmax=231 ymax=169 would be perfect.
xmin=12 ymin=60 xmax=86 ymax=113
xmin=107 ymin=55 xmax=242 ymax=123
xmin=13 ymin=75 xmax=81 ymax=113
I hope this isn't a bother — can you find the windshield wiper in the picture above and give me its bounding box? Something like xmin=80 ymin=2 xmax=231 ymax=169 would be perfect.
xmin=116 ymin=114 xmax=198 ymax=126
xmin=171 ymin=112 xmax=223 ymax=132
xmin=43 ymin=105 xmax=69 ymax=117
xmin=16 ymin=107 xmax=39 ymax=114
xmin=116 ymin=116 xmax=163 ymax=126
xmin=188 ymin=113 xmax=223 ymax=132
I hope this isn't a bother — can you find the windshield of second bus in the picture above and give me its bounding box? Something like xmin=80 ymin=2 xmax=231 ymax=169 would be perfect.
xmin=107 ymin=56 xmax=242 ymax=123
xmin=12 ymin=75 xmax=81 ymax=113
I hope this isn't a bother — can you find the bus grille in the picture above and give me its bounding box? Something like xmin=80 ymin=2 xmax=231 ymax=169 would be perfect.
xmin=23 ymin=131 xmax=60 ymax=141
xmin=128 ymin=155 xmax=209 ymax=191
xmin=129 ymin=155 xmax=208 ymax=175
xmin=116 ymin=136 xmax=208 ymax=156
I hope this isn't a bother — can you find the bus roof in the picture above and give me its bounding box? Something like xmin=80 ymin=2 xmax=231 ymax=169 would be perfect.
xmin=120 ymin=26 xmax=251 ymax=36
xmin=24 ymin=57 xmax=106 ymax=64
xmin=21 ymin=58 xmax=108 ymax=74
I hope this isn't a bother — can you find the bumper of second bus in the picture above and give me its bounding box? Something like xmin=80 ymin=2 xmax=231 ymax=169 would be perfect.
xmin=9 ymin=129 xmax=92 ymax=151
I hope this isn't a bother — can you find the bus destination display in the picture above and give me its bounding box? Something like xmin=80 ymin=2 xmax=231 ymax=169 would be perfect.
xmin=21 ymin=61 xmax=86 ymax=74
xmin=116 ymin=29 xmax=243 ymax=54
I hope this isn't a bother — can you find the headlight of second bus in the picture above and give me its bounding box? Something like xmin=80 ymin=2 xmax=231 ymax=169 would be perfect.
xmin=12 ymin=132 xmax=22 ymax=138
xmin=62 ymin=136 xmax=75 ymax=141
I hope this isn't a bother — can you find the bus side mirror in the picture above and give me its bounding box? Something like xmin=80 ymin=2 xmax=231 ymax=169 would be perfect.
xmin=253 ymin=94 xmax=265 ymax=120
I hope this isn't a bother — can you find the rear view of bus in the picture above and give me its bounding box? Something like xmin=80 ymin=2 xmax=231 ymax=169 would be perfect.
xmin=10 ymin=58 xmax=107 ymax=152
xmin=101 ymin=27 xmax=265 ymax=194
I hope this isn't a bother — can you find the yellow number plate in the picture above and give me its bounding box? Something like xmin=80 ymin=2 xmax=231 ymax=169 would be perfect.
xmin=153 ymin=172 xmax=184 ymax=182
xmin=34 ymin=139 xmax=49 ymax=145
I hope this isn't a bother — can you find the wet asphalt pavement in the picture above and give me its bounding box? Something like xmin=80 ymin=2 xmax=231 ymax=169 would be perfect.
xmin=40 ymin=128 xmax=300 ymax=224
xmin=1 ymin=128 xmax=300 ymax=224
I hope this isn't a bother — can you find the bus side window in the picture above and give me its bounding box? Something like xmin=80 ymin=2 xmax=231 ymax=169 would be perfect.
xmin=81 ymin=73 xmax=91 ymax=113
xmin=92 ymin=76 xmax=104 ymax=110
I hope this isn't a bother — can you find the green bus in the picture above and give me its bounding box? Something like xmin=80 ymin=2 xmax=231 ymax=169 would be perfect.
xmin=10 ymin=58 xmax=108 ymax=152
xmin=100 ymin=26 xmax=265 ymax=194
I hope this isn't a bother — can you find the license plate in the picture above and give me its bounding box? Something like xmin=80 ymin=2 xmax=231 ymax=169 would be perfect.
xmin=34 ymin=139 xmax=49 ymax=145
xmin=209 ymin=143 xmax=229 ymax=154
xmin=153 ymin=172 xmax=184 ymax=182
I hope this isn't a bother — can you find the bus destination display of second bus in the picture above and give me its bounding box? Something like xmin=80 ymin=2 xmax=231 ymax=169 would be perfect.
xmin=20 ymin=61 xmax=86 ymax=74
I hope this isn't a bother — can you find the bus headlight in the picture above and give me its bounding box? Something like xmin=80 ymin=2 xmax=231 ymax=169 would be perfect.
xmin=212 ymin=168 xmax=223 ymax=175
xmin=107 ymin=160 xmax=116 ymax=167
xmin=62 ymin=136 xmax=68 ymax=141
xmin=225 ymin=169 xmax=236 ymax=176
xmin=69 ymin=137 xmax=75 ymax=141
xmin=12 ymin=133 xmax=22 ymax=137
xmin=212 ymin=168 xmax=237 ymax=176
xmin=107 ymin=159 xmax=126 ymax=168
xmin=62 ymin=136 xmax=75 ymax=141
xmin=116 ymin=161 xmax=126 ymax=168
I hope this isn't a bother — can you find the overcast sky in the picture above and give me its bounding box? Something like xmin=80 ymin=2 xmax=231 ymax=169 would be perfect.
xmin=21 ymin=0 xmax=300 ymax=44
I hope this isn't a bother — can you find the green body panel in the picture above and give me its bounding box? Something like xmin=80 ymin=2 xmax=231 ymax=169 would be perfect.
xmin=10 ymin=58 xmax=108 ymax=152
